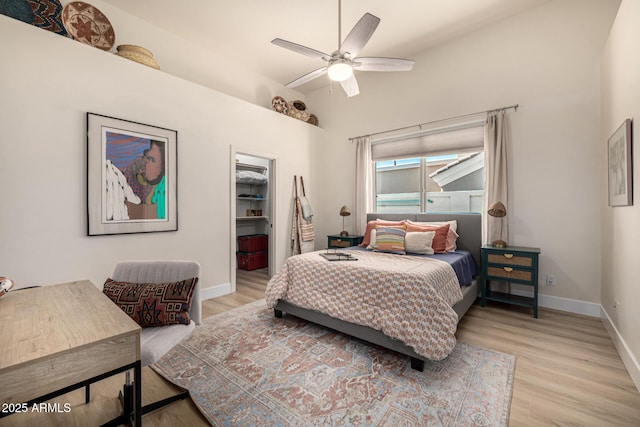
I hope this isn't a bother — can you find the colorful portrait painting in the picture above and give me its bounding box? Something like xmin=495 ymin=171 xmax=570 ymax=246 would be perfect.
xmin=105 ymin=132 xmax=167 ymax=221
xmin=88 ymin=113 xmax=177 ymax=235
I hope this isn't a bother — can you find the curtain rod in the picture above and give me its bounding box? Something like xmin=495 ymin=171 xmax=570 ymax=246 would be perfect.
xmin=348 ymin=104 xmax=519 ymax=141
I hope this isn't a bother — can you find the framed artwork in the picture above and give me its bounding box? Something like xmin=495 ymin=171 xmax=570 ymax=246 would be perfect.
xmin=608 ymin=119 xmax=633 ymax=207
xmin=87 ymin=113 xmax=178 ymax=235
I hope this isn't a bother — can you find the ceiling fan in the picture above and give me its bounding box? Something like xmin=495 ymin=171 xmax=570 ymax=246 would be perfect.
xmin=271 ymin=0 xmax=414 ymax=98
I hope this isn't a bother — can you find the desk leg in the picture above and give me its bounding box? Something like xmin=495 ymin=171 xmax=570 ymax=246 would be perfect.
xmin=134 ymin=361 xmax=142 ymax=427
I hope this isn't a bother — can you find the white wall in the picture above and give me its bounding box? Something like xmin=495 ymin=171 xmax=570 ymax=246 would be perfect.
xmin=308 ymin=0 xmax=620 ymax=313
xmin=0 ymin=15 xmax=321 ymax=291
xmin=65 ymin=0 xmax=304 ymax=107
xmin=600 ymin=0 xmax=640 ymax=390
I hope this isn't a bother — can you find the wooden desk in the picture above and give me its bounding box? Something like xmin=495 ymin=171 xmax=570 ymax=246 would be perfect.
xmin=0 ymin=280 xmax=141 ymax=425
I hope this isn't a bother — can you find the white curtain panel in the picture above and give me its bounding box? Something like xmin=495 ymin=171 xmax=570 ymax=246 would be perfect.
xmin=483 ymin=111 xmax=510 ymax=245
xmin=354 ymin=137 xmax=374 ymax=235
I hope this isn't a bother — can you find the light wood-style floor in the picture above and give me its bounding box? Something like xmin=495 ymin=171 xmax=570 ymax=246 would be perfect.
xmin=3 ymin=269 xmax=639 ymax=426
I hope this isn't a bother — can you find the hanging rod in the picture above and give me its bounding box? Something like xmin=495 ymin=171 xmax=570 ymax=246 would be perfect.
xmin=348 ymin=104 xmax=519 ymax=141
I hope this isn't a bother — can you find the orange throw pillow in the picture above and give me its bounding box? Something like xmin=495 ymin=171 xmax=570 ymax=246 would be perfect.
xmin=404 ymin=223 xmax=450 ymax=253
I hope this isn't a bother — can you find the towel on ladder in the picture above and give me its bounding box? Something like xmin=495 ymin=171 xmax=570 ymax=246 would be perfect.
xmin=297 ymin=198 xmax=315 ymax=242
xmin=299 ymin=196 xmax=313 ymax=220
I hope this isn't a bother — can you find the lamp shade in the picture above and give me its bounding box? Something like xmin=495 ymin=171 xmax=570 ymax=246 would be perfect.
xmin=0 ymin=276 xmax=14 ymax=298
xmin=339 ymin=206 xmax=351 ymax=216
xmin=487 ymin=201 xmax=507 ymax=248
xmin=487 ymin=201 xmax=507 ymax=217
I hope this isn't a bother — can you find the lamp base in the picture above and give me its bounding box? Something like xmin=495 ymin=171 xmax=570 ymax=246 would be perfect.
xmin=492 ymin=240 xmax=507 ymax=248
xmin=340 ymin=230 xmax=349 ymax=237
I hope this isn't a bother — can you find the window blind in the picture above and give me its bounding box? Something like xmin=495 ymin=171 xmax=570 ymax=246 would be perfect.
xmin=371 ymin=121 xmax=484 ymax=162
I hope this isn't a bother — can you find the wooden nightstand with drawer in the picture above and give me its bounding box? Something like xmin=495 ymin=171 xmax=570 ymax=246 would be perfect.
xmin=327 ymin=235 xmax=364 ymax=249
xmin=480 ymin=244 xmax=541 ymax=318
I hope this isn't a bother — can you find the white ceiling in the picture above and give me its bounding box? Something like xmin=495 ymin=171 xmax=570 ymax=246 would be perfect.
xmin=102 ymin=0 xmax=551 ymax=93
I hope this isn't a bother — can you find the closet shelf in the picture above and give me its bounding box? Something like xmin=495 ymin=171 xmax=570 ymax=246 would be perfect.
xmin=236 ymin=162 xmax=267 ymax=173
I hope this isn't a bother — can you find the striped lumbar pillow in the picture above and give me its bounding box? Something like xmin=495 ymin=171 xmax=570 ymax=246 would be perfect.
xmin=373 ymin=226 xmax=406 ymax=255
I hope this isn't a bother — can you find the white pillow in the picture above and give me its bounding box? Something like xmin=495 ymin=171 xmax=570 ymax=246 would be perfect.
xmin=405 ymin=231 xmax=436 ymax=255
xmin=366 ymin=229 xmax=377 ymax=249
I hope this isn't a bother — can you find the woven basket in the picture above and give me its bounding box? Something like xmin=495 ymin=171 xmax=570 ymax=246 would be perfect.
xmin=288 ymin=106 xmax=310 ymax=121
xmin=116 ymin=44 xmax=160 ymax=70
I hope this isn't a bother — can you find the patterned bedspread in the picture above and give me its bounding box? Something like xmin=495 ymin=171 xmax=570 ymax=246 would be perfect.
xmin=265 ymin=249 xmax=463 ymax=361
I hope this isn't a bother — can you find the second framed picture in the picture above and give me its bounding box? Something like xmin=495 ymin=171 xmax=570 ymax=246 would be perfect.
xmin=87 ymin=113 xmax=178 ymax=235
xmin=607 ymin=119 xmax=633 ymax=207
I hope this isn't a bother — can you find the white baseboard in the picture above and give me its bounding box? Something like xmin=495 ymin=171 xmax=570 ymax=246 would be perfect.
xmin=510 ymin=289 xmax=601 ymax=317
xmin=538 ymin=293 xmax=601 ymax=317
xmin=600 ymin=307 xmax=640 ymax=393
xmin=200 ymin=282 xmax=232 ymax=301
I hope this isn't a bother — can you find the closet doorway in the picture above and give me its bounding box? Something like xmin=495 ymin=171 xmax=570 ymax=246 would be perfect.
xmin=230 ymin=148 xmax=276 ymax=292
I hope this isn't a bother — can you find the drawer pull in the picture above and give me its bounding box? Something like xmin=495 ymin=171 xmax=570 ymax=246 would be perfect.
xmin=503 ymin=267 xmax=513 ymax=272
xmin=504 ymin=254 xmax=514 ymax=259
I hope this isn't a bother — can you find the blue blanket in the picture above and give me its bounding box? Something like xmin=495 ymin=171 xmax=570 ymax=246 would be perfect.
xmin=348 ymin=246 xmax=477 ymax=286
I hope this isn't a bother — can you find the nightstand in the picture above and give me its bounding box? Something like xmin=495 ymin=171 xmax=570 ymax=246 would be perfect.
xmin=327 ymin=235 xmax=364 ymax=249
xmin=480 ymin=245 xmax=541 ymax=318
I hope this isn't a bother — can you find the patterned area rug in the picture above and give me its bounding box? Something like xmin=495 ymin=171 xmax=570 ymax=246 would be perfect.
xmin=152 ymin=300 xmax=515 ymax=426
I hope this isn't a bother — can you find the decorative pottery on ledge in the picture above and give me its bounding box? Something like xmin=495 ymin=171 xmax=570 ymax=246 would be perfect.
xmin=271 ymin=96 xmax=318 ymax=126
xmin=62 ymin=1 xmax=114 ymax=50
xmin=115 ymin=44 xmax=160 ymax=70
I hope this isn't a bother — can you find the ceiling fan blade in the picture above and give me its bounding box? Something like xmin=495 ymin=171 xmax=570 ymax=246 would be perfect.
xmin=353 ymin=57 xmax=415 ymax=72
xmin=339 ymin=13 xmax=380 ymax=59
xmin=286 ymin=67 xmax=328 ymax=88
xmin=271 ymin=38 xmax=331 ymax=60
xmin=339 ymin=74 xmax=360 ymax=98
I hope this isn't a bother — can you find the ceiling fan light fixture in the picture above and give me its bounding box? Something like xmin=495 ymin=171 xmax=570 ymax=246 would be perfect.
xmin=272 ymin=5 xmax=412 ymax=97
xmin=327 ymin=60 xmax=353 ymax=82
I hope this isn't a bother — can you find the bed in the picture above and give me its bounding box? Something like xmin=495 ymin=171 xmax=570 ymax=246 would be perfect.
xmin=266 ymin=212 xmax=481 ymax=371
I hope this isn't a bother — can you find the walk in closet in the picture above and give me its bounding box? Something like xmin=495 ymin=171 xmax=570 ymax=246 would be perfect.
xmin=235 ymin=154 xmax=270 ymax=272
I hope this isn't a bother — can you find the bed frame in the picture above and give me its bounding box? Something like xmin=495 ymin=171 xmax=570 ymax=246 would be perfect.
xmin=274 ymin=212 xmax=482 ymax=371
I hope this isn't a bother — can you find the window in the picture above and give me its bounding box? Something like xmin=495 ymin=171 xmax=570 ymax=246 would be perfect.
xmin=375 ymin=151 xmax=484 ymax=214
xmin=369 ymin=118 xmax=485 ymax=214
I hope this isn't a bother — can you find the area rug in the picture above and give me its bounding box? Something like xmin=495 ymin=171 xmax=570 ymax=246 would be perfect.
xmin=152 ymin=300 xmax=515 ymax=426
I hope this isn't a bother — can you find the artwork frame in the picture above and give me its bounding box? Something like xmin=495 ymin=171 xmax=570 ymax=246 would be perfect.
xmin=608 ymin=119 xmax=633 ymax=207
xmin=87 ymin=113 xmax=178 ymax=235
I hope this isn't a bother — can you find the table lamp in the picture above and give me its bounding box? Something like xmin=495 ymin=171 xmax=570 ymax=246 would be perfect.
xmin=339 ymin=205 xmax=351 ymax=236
xmin=488 ymin=201 xmax=507 ymax=248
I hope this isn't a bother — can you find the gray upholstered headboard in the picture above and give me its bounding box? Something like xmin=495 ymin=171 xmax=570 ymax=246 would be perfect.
xmin=366 ymin=213 xmax=482 ymax=268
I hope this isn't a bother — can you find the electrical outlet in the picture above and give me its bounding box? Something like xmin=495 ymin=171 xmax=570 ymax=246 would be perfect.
xmin=545 ymin=274 xmax=555 ymax=286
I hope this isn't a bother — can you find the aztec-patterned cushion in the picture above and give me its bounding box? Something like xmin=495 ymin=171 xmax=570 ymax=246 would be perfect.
xmin=103 ymin=277 xmax=197 ymax=328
